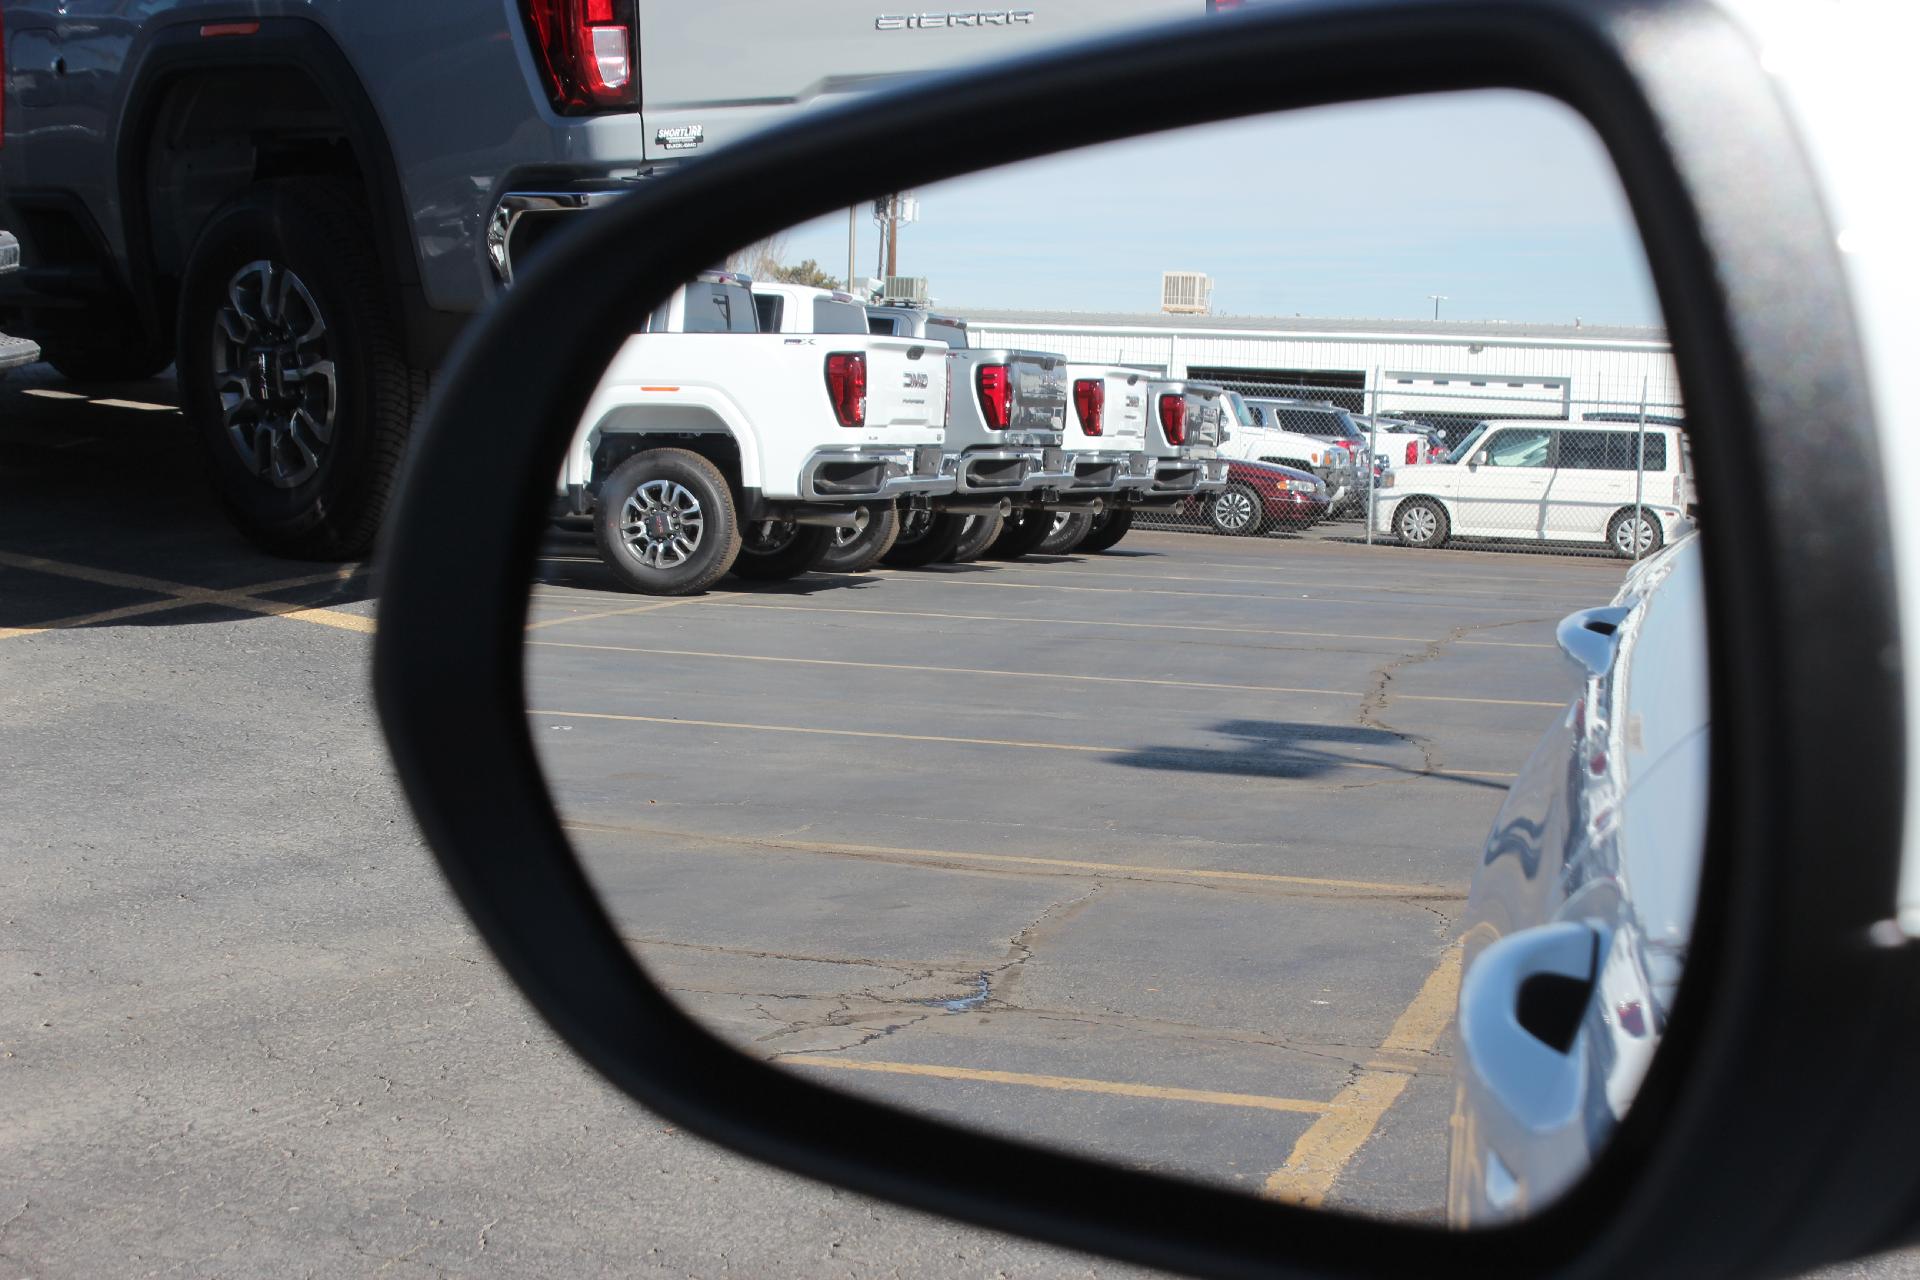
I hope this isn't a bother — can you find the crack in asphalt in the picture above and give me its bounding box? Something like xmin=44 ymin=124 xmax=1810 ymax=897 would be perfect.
xmin=1355 ymin=614 xmax=1555 ymax=784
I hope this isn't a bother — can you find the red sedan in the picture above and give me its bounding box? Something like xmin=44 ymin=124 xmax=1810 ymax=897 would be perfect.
xmin=1181 ymin=457 xmax=1330 ymax=535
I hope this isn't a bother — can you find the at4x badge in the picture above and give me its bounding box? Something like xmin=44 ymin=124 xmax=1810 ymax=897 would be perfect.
xmin=655 ymin=124 xmax=704 ymax=152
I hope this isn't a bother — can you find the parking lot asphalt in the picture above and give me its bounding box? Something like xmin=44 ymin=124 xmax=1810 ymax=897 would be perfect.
xmin=7 ymin=363 xmax=1918 ymax=1278
xmin=523 ymin=522 xmax=1615 ymax=1217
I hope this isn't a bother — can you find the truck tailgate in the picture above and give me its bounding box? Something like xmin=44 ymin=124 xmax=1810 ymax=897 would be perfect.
xmin=860 ymin=338 xmax=947 ymax=436
xmin=1106 ymin=373 xmax=1148 ymax=444
xmin=639 ymin=1 xmax=1204 ymax=159
xmin=1184 ymin=386 xmax=1224 ymax=450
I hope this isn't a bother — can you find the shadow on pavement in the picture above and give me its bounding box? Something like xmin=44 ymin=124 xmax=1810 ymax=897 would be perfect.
xmin=0 ymin=364 xmax=376 ymax=632
xmin=1116 ymin=718 xmax=1509 ymax=790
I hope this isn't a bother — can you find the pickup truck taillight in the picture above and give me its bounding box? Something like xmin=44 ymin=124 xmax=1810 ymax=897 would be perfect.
xmin=519 ymin=0 xmax=636 ymax=114
xmin=1072 ymin=378 xmax=1104 ymax=436
xmin=1406 ymin=440 xmax=1419 ymax=465
xmin=1158 ymin=393 xmax=1188 ymax=446
xmin=825 ymin=353 xmax=867 ymax=428
xmin=977 ymin=364 xmax=1012 ymax=430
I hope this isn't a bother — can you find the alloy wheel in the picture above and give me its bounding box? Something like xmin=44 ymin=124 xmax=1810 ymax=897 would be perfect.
xmin=1214 ymin=490 xmax=1255 ymax=531
xmin=212 ymin=260 xmax=338 ymax=488
xmin=619 ymin=479 xmax=706 ymax=568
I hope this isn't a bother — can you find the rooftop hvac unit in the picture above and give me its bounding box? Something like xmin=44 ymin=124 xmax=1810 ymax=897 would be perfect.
xmin=882 ymin=275 xmax=929 ymax=306
xmin=1162 ymin=270 xmax=1212 ymax=315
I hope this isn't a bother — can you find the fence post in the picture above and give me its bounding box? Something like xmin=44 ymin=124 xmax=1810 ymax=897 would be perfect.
xmin=1365 ymin=365 xmax=1379 ymax=546
xmin=1634 ymin=377 xmax=1649 ymax=562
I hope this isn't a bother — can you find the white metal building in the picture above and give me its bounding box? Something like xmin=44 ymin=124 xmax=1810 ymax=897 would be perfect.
xmin=955 ymin=310 xmax=1681 ymax=422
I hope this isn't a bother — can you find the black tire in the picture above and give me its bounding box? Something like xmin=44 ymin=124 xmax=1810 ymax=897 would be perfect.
xmin=1607 ymin=507 xmax=1666 ymax=560
xmin=985 ymin=508 xmax=1058 ymax=560
xmin=176 ymin=177 xmax=426 ymax=560
xmin=1037 ymin=511 xmax=1094 ymax=554
xmin=1076 ymin=508 xmax=1134 ymax=553
xmin=1205 ymin=483 xmax=1267 ymax=536
xmin=40 ymin=340 xmax=173 ymax=384
xmin=811 ymin=505 xmax=898 ymax=573
xmin=1393 ymin=496 xmax=1450 ymax=549
xmin=881 ymin=508 xmax=969 ymax=567
xmin=733 ymin=519 xmax=833 ymax=581
xmin=593 ymin=449 xmax=742 ymax=595
xmin=946 ymin=511 xmax=1004 ymax=563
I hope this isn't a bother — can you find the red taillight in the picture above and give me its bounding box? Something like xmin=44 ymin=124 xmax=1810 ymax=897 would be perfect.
xmin=1406 ymin=440 xmax=1419 ymax=465
xmin=1072 ymin=378 xmax=1104 ymax=436
xmin=1158 ymin=393 xmax=1187 ymax=445
xmin=977 ymin=364 xmax=1012 ymax=430
xmin=519 ymin=0 xmax=635 ymax=114
xmin=824 ymin=353 xmax=867 ymax=428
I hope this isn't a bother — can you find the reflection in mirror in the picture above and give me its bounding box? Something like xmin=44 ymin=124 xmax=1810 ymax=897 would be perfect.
xmin=523 ymin=91 xmax=1707 ymax=1226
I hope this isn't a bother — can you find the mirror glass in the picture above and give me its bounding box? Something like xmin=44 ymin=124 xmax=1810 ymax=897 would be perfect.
xmin=523 ymin=91 xmax=1707 ymax=1226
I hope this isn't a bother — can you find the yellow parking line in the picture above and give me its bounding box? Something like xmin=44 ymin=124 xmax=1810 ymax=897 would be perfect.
xmin=87 ymin=398 xmax=178 ymax=412
xmin=529 ymin=640 xmax=1565 ymax=709
xmin=525 ymin=596 xmax=706 ymax=631
xmin=530 ymin=708 xmax=1519 ymax=780
xmin=1262 ymin=943 xmax=1464 ymax=1206
xmin=0 ymin=553 xmax=370 ymax=637
xmin=564 ymin=820 xmax=1463 ymax=899
xmin=19 ymin=388 xmax=88 ymax=401
xmin=870 ymin=568 xmax=1555 ymax=617
xmin=787 ymin=1058 xmax=1336 ymax=1116
xmin=695 ymin=598 xmax=1555 ymax=650
xmin=929 ymin=559 xmax=1604 ymax=605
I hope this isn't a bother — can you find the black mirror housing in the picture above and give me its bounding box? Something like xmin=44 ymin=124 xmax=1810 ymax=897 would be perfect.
xmin=373 ymin=1 xmax=1920 ymax=1276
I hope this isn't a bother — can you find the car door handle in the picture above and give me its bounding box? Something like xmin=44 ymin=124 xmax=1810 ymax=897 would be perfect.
xmin=1458 ymin=921 xmax=1600 ymax=1132
xmin=1556 ymin=605 xmax=1632 ymax=677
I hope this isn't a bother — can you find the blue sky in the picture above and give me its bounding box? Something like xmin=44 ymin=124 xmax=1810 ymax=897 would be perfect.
xmin=775 ymin=90 xmax=1662 ymax=326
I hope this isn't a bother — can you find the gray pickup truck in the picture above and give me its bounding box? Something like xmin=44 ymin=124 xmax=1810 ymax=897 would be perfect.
xmin=0 ymin=0 xmax=1201 ymax=557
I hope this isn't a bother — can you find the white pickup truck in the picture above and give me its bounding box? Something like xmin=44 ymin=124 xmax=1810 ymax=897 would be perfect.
xmin=560 ymin=272 xmax=952 ymax=594
xmin=1029 ymin=363 xmax=1174 ymax=553
xmin=0 ymin=231 xmax=38 ymax=374
xmin=749 ymin=281 xmax=922 ymax=570
xmin=865 ymin=304 xmax=1074 ymax=565
xmin=1024 ymin=370 xmax=1235 ymax=556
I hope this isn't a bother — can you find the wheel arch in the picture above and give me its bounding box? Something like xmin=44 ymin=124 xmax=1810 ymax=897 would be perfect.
xmin=115 ymin=18 xmax=450 ymax=365
xmin=1392 ymin=491 xmax=1454 ymax=530
xmin=589 ymin=413 xmax=753 ymax=502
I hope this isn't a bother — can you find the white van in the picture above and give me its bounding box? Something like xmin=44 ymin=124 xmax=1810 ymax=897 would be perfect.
xmin=1374 ymin=418 xmax=1693 ymax=557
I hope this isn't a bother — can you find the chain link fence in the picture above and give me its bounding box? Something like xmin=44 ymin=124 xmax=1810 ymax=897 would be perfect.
xmin=1133 ymin=376 xmax=1691 ymax=561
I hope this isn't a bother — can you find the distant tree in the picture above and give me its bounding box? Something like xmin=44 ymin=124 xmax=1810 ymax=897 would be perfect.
xmin=766 ymin=259 xmax=843 ymax=290
xmin=723 ymin=238 xmax=843 ymax=290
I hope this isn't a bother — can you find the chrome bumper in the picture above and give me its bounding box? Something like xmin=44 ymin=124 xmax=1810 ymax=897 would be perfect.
xmin=951 ymin=446 xmax=1076 ymax=494
xmin=1145 ymin=454 xmax=1214 ymax=495
xmin=1063 ymin=448 xmax=1146 ymax=492
xmin=489 ymin=190 xmax=630 ymax=285
xmin=799 ymin=445 xmax=955 ymax=502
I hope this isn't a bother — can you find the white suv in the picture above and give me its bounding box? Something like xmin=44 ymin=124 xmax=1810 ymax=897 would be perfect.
xmin=1375 ymin=418 xmax=1693 ymax=558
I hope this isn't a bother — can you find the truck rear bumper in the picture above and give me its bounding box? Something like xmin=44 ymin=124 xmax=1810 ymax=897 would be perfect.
xmin=950 ymin=446 xmax=1075 ymax=494
xmin=1143 ymin=455 xmax=1226 ymax=495
xmin=1064 ymin=448 xmax=1146 ymax=493
xmin=0 ymin=333 xmax=40 ymax=373
xmin=489 ymin=190 xmax=632 ymax=285
xmin=800 ymin=445 xmax=955 ymax=502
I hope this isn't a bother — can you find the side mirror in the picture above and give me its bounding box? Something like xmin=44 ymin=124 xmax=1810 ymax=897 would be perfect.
xmin=373 ymin=2 xmax=1915 ymax=1277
